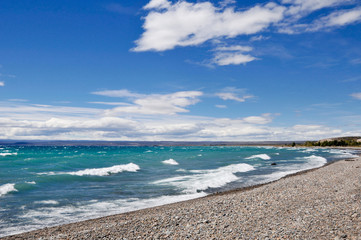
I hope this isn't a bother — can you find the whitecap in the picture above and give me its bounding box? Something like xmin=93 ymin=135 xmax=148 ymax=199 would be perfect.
xmin=162 ymin=159 xmax=179 ymax=165
xmin=0 ymin=183 xmax=17 ymax=197
xmin=39 ymin=163 xmax=140 ymax=176
xmin=25 ymin=181 xmax=36 ymax=185
xmin=246 ymin=154 xmax=271 ymax=160
xmin=0 ymin=152 xmax=18 ymax=157
xmin=35 ymin=200 xmax=59 ymax=205
xmin=154 ymin=163 xmax=255 ymax=193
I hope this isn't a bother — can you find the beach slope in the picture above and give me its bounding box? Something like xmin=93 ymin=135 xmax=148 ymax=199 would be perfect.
xmin=3 ymin=157 xmax=361 ymax=239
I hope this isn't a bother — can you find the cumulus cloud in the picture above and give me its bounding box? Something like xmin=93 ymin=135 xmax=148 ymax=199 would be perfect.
xmin=0 ymin=81 xmax=4 ymax=87
xmin=350 ymin=92 xmax=361 ymax=100
xmin=216 ymin=87 xmax=254 ymax=102
xmin=133 ymin=0 xmax=360 ymax=63
xmin=133 ymin=0 xmax=285 ymax=52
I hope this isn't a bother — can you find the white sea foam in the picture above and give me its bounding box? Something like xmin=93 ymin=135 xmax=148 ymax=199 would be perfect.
xmin=0 ymin=183 xmax=17 ymax=197
xmin=39 ymin=163 xmax=140 ymax=176
xmin=0 ymin=152 xmax=18 ymax=157
xmin=243 ymin=155 xmax=328 ymax=187
xmin=302 ymin=148 xmax=316 ymax=152
xmin=162 ymin=159 xmax=179 ymax=165
xmin=2 ymin=192 xmax=206 ymax=238
xmin=154 ymin=163 xmax=255 ymax=193
xmin=325 ymin=149 xmax=359 ymax=159
xmin=35 ymin=200 xmax=59 ymax=205
xmin=246 ymin=154 xmax=271 ymax=160
xmin=25 ymin=181 xmax=36 ymax=185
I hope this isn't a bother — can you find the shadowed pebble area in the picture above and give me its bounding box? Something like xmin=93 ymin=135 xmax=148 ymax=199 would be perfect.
xmin=3 ymin=157 xmax=361 ymax=240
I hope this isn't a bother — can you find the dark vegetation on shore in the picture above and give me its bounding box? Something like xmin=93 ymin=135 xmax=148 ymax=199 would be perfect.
xmin=302 ymin=136 xmax=361 ymax=147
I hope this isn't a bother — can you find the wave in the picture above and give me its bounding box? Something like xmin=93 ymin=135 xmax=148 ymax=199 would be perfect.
xmin=246 ymin=154 xmax=271 ymax=160
xmin=25 ymin=181 xmax=36 ymax=185
xmin=0 ymin=183 xmax=17 ymax=197
xmin=35 ymin=200 xmax=59 ymax=205
xmin=162 ymin=159 xmax=179 ymax=165
xmin=154 ymin=163 xmax=255 ymax=193
xmin=0 ymin=152 xmax=18 ymax=157
xmin=303 ymin=155 xmax=327 ymax=168
xmin=39 ymin=163 xmax=140 ymax=176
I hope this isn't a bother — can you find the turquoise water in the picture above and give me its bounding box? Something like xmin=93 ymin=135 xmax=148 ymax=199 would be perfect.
xmin=0 ymin=145 xmax=358 ymax=237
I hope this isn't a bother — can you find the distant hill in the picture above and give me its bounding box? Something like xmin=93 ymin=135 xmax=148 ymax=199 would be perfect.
xmin=305 ymin=136 xmax=361 ymax=147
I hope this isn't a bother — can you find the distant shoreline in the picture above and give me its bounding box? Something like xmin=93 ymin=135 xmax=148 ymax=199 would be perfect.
xmin=0 ymin=140 xmax=307 ymax=147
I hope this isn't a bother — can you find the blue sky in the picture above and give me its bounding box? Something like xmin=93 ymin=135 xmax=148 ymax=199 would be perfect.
xmin=0 ymin=0 xmax=361 ymax=141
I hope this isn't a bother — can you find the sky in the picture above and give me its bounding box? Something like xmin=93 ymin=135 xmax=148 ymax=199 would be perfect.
xmin=0 ymin=0 xmax=361 ymax=141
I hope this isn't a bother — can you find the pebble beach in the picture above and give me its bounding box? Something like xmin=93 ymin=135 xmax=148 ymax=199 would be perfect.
xmin=3 ymin=156 xmax=361 ymax=240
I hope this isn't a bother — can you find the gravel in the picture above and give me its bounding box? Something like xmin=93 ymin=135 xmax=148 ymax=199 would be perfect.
xmin=3 ymin=157 xmax=361 ymax=240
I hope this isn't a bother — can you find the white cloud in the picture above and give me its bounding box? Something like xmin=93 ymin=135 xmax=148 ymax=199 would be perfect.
xmin=250 ymin=35 xmax=269 ymax=41
xmin=88 ymin=102 xmax=132 ymax=106
xmin=216 ymin=87 xmax=254 ymax=102
xmin=242 ymin=114 xmax=273 ymax=125
xmin=0 ymin=81 xmax=4 ymax=87
xmin=212 ymin=45 xmax=257 ymax=66
xmin=92 ymin=89 xmax=143 ymax=98
xmin=134 ymin=0 xmax=285 ymax=52
xmin=133 ymin=0 xmax=361 ymax=65
xmin=282 ymin=0 xmax=350 ymax=16
xmin=308 ymin=7 xmax=361 ymax=31
xmin=103 ymin=90 xmax=203 ymax=115
xmin=350 ymin=92 xmax=361 ymax=100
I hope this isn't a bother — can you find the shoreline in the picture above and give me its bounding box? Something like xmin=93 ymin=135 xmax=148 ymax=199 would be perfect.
xmin=2 ymin=152 xmax=360 ymax=239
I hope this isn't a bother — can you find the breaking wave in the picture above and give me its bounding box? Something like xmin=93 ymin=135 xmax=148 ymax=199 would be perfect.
xmin=39 ymin=163 xmax=140 ymax=176
xmin=246 ymin=154 xmax=271 ymax=160
xmin=162 ymin=159 xmax=179 ymax=165
xmin=0 ymin=152 xmax=18 ymax=157
xmin=0 ymin=183 xmax=17 ymax=197
xmin=154 ymin=163 xmax=255 ymax=193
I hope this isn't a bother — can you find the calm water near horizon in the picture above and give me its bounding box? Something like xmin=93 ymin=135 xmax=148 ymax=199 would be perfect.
xmin=0 ymin=145 xmax=359 ymax=237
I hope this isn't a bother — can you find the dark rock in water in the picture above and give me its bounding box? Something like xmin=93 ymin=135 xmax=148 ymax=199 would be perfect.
xmin=270 ymin=163 xmax=277 ymax=166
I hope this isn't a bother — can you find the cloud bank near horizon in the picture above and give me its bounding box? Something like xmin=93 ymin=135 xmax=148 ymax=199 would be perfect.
xmin=0 ymin=89 xmax=352 ymax=141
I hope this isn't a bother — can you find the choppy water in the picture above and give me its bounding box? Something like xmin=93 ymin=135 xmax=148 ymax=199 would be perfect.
xmin=0 ymin=145 xmax=358 ymax=237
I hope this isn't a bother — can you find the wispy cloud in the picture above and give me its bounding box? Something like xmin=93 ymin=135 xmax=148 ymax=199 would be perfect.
xmin=88 ymin=102 xmax=132 ymax=106
xmin=216 ymin=87 xmax=254 ymax=102
xmin=306 ymin=7 xmax=361 ymax=32
xmin=0 ymin=81 xmax=4 ymax=87
xmin=212 ymin=45 xmax=258 ymax=66
xmin=350 ymin=92 xmax=361 ymax=100
xmin=92 ymin=90 xmax=203 ymax=115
